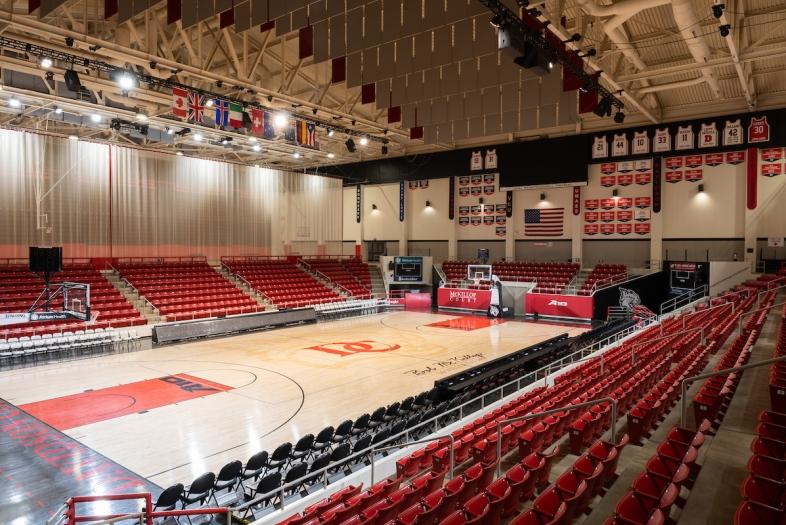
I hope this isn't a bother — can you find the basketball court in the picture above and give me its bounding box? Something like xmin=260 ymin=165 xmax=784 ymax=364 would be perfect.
xmin=0 ymin=311 xmax=585 ymax=496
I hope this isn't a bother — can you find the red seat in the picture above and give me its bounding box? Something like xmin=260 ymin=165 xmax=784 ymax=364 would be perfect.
xmin=742 ymin=475 xmax=786 ymax=510
xmin=505 ymin=464 xmax=531 ymax=513
xmin=734 ymin=500 xmax=786 ymax=525
xmin=532 ymin=487 xmax=568 ymax=525
xmin=396 ymin=503 xmax=425 ymax=525
xmin=748 ymin=454 xmax=786 ymax=484
xmin=631 ymin=472 xmax=679 ymax=513
xmin=485 ymin=478 xmax=512 ymax=524
xmin=438 ymin=510 xmax=466 ymax=525
xmin=614 ymin=492 xmax=665 ymax=525
xmin=554 ymin=471 xmax=589 ymax=521
xmin=645 ymin=455 xmax=690 ymax=486
xmin=459 ymin=463 xmax=483 ymax=503
xmin=420 ymin=489 xmax=449 ymax=524
xmin=573 ymin=454 xmax=605 ymax=498
xmin=462 ymin=493 xmax=491 ymax=524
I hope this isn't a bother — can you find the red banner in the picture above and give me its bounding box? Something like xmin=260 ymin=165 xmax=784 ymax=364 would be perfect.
xmin=600 ymin=211 xmax=615 ymax=222
xmin=585 ymin=199 xmax=599 ymax=210
xmin=437 ymin=288 xmax=491 ymax=312
xmin=635 ymin=172 xmax=652 ymax=185
xmin=665 ymin=171 xmax=683 ymax=183
xmin=600 ymin=175 xmax=616 ymax=187
xmin=762 ymin=147 xmax=783 ymax=162
xmin=600 ymin=163 xmax=617 ymax=174
xmin=600 ymin=224 xmax=615 ymax=235
xmin=404 ymin=292 xmax=432 ymax=309
xmin=584 ymin=224 xmax=599 ymax=235
xmin=684 ymin=169 xmax=703 ymax=182
xmin=616 ymin=197 xmax=633 ymax=209
xmin=747 ymin=147 xmax=757 ymax=210
xmin=617 ymin=174 xmax=633 ymax=186
xmin=726 ymin=151 xmax=745 ymax=164
xmin=524 ymin=293 xmax=594 ymax=320
xmin=573 ymin=186 xmax=581 ymax=215
xmin=585 ymin=211 xmax=599 ymax=223
xmin=617 ymin=223 xmax=633 ymax=235
xmin=704 ymin=153 xmax=724 ymax=166
xmin=601 ymin=198 xmax=616 ymax=209
xmin=665 ymin=157 xmax=683 ymax=169
xmin=634 ymin=223 xmax=651 ymax=235
xmin=617 ymin=210 xmax=633 ymax=222
xmin=684 ymin=155 xmax=703 ymax=168
xmin=762 ymin=164 xmax=782 ymax=177
xmin=635 ymin=197 xmax=651 ymax=208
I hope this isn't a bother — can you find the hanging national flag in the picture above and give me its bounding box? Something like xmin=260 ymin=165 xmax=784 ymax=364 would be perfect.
xmin=283 ymin=118 xmax=296 ymax=142
xmin=172 ymin=87 xmax=188 ymax=119
xmin=187 ymin=92 xmax=207 ymax=124
xmin=262 ymin=111 xmax=276 ymax=139
xmin=250 ymin=108 xmax=263 ymax=136
xmin=296 ymin=120 xmax=317 ymax=148
xmin=524 ymin=208 xmax=564 ymax=237
xmin=229 ymin=102 xmax=244 ymax=129
xmin=214 ymin=99 xmax=229 ymax=128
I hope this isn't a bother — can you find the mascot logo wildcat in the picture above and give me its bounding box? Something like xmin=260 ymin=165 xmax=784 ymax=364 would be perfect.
xmin=619 ymin=287 xmax=641 ymax=311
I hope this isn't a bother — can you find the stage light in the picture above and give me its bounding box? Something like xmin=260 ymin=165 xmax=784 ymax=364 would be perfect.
xmin=135 ymin=111 xmax=148 ymax=122
xmin=614 ymin=111 xmax=625 ymax=124
xmin=381 ymin=145 xmax=388 ymax=155
xmin=54 ymin=106 xmax=63 ymax=114
xmin=359 ymin=136 xmax=369 ymax=146
xmin=719 ymin=24 xmax=731 ymax=37
xmin=540 ymin=193 xmax=546 ymax=201
xmin=698 ymin=184 xmax=705 ymax=193
xmin=327 ymin=128 xmax=335 ymax=137
xmin=39 ymin=57 xmax=53 ymax=69
xmin=115 ymin=71 xmax=137 ymax=91
xmin=68 ymin=135 xmax=78 ymax=140
xmin=345 ymin=138 xmax=356 ymax=152
xmin=90 ymin=113 xmax=102 ymax=123
xmin=712 ymin=3 xmax=725 ymax=19
xmin=8 ymin=97 xmax=21 ymax=108
xmin=249 ymin=136 xmax=257 ymax=143
xmin=327 ymin=152 xmax=335 ymax=159
xmin=293 ymin=152 xmax=300 ymax=159
xmin=193 ymin=132 xmax=203 ymax=141
xmin=252 ymin=144 xmax=261 ymax=152
xmin=176 ymin=151 xmax=183 ymax=156
xmin=490 ymin=14 xmax=504 ymax=28
xmin=273 ymin=112 xmax=288 ymax=128
xmin=425 ymin=200 xmax=432 ymax=208
xmin=205 ymin=99 xmax=214 ymax=108
xmin=594 ymin=96 xmax=612 ymax=118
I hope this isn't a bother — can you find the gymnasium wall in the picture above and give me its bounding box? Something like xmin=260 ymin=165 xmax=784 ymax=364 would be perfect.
xmin=0 ymin=129 xmax=342 ymax=260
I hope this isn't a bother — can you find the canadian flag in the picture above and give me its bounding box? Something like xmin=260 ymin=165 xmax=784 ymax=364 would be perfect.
xmin=172 ymin=87 xmax=188 ymax=119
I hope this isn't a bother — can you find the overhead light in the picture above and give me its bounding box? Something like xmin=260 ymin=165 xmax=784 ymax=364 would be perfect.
xmin=249 ymin=136 xmax=257 ymax=143
xmin=359 ymin=136 xmax=369 ymax=146
xmin=193 ymin=132 xmax=203 ymax=141
xmin=221 ymin=137 xmax=231 ymax=145
xmin=254 ymin=163 xmax=260 ymax=168
xmin=54 ymin=106 xmax=63 ymax=114
xmin=273 ymin=112 xmax=288 ymax=128
xmin=712 ymin=3 xmax=725 ymax=19
xmin=327 ymin=152 xmax=335 ymax=159
xmin=68 ymin=135 xmax=78 ymax=140
xmin=8 ymin=97 xmax=21 ymax=108
xmin=205 ymin=99 xmax=214 ymax=108
xmin=579 ymin=48 xmax=597 ymax=58
xmin=490 ymin=14 xmax=504 ymax=28
xmin=293 ymin=152 xmax=300 ymax=159
xmin=327 ymin=128 xmax=335 ymax=137
xmin=594 ymin=96 xmax=613 ymax=118
xmin=39 ymin=57 xmax=53 ymax=69
xmin=135 ymin=111 xmax=148 ymax=122
xmin=165 ymin=127 xmax=174 ymax=135
xmin=381 ymin=145 xmax=388 ymax=155
xmin=425 ymin=200 xmax=432 ymax=208
xmin=252 ymin=144 xmax=261 ymax=152
xmin=613 ymin=111 xmax=625 ymax=124
xmin=719 ymin=24 xmax=731 ymax=37
xmin=372 ymin=204 xmax=378 ymax=210
xmin=564 ymin=33 xmax=582 ymax=43
xmin=540 ymin=193 xmax=546 ymax=201
xmin=345 ymin=138 xmax=356 ymax=152
xmin=698 ymin=184 xmax=705 ymax=193
xmin=90 ymin=113 xmax=102 ymax=123
xmin=176 ymin=151 xmax=183 ymax=156
xmin=612 ymin=189 xmax=619 ymax=198
xmin=115 ymin=71 xmax=137 ymax=91
xmin=548 ymin=61 xmax=554 ymax=69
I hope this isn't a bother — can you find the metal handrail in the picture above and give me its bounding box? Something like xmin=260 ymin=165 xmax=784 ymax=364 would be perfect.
xmin=660 ymin=285 xmax=708 ymax=316
xmin=45 ymin=503 xmax=68 ymax=525
xmin=680 ymin=354 xmax=786 ymax=427
xmin=758 ymin=283 xmax=786 ymax=304
xmin=370 ymin=434 xmax=455 ymax=485
xmin=494 ymin=397 xmax=618 ymax=477
xmin=738 ymin=300 xmax=786 ymax=334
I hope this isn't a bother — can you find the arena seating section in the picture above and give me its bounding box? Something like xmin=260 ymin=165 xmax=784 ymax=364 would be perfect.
xmin=579 ymin=264 xmax=628 ymax=295
xmin=140 ymin=281 xmax=773 ymax=524
xmin=303 ymin=258 xmax=371 ymax=298
xmin=442 ymin=261 xmax=591 ymax=293
xmin=115 ymin=259 xmax=263 ymax=321
xmin=0 ymin=263 xmax=145 ymax=339
xmin=223 ymin=259 xmax=343 ymax=308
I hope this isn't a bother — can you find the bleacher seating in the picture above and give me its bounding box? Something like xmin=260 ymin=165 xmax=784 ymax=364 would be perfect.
xmin=580 ymin=264 xmax=628 ymax=295
xmin=0 ymin=263 xmax=145 ymax=340
xmin=115 ymin=259 xmax=263 ymax=321
xmin=223 ymin=259 xmax=343 ymax=308
xmin=302 ymin=258 xmax=371 ymax=298
xmin=441 ymin=261 xmax=580 ymax=293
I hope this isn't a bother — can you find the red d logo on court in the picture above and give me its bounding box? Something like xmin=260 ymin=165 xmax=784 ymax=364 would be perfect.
xmin=305 ymin=340 xmax=401 ymax=357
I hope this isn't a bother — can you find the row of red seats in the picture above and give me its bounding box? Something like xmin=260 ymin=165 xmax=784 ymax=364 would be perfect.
xmin=604 ymin=422 xmax=711 ymax=525
xmin=305 ymin=259 xmax=371 ymax=298
xmin=770 ymin=302 xmax=786 ymax=413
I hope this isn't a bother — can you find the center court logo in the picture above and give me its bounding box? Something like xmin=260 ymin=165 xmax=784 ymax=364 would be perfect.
xmin=547 ymin=299 xmax=568 ymax=307
xmin=449 ymin=290 xmax=477 ymax=303
xmin=305 ymin=340 xmax=402 ymax=357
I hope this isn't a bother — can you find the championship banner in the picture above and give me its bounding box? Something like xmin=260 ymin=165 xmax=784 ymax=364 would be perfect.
xmin=635 ymin=223 xmax=651 ymax=235
xmin=617 ymin=174 xmax=633 ymax=186
xmin=585 ymin=211 xmax=599 ymax=223
xmin=449 ymin=176 xmax=455 ymax=220
xmin=459 ymin=187 xmax=469 ymax=196
xmin=458 ymin=176 xmax=470 ymax=186
xmin=459 ymin=217 xmax=469 ymax=226
xmin=524 ymin=293 xmax=593 ymax=320
xmin=665 ymin=171 xmax=683 ymax=183
xmin=573 ymin=186 xmax=581 ymax=215
xmin=635 ymin=197 xmax=651 ymax=208
xmin=584 ymin=224 xmax=599 ymax=235
xmin=483 ymin=173 xmax=496 ymax=184
xmin=704 ymin=153 xmax=724 ymax=166
xmin=726 ymin=151 xmax=745 ymax=164
xmin=616 ymin=197 xmax=633 ymax=209
xmin=618 ymin=161 xmax=634 ymax=172
xmin=685 ymin=169 xmax=703 ymax=182
xmin=484 ymin=206 xmax=494 ymax=215
xmin=684 ymin=155 xmax=702 ymax=168
xmin=470 ymin=205 xmax=481 ymax=215
xmin=617 ymin=223 xmax=633 ymax=235
xmin=470 ymin=216 xmax=482 ymax=226
xmin=762 ymin=147 xmax=783 ymax=162
xmin=495 ymin=215 xmax=506 ymax=224
xmin=483 ymin=185 xmax=495 ymax=195
xmin=634 ymin=159 xmax=652 ymax=171
xmin=438 ymin=288 xmax=491 ymax=312
xmin=470 ymin=174 xmax=482 ymax=184
xmin=600 ymin=175 xmax=616 ymax=187
xmin=634 ymin=209 xmax=651 ymax=221
xmin=762 ymin=164 xmax=782 ymax=177
xmin=617 ymin=210 xmax=633 ymax=222
xmin=458 ymin=206 xmax=470 ymax=215
xmin=652 ymin=157 xmax=662 ymax=213
xmin=665 ymin=157 xmax=683 ymax=169
xmin=600 ymin=211 xmax=615 ymax=222
xmin=495 ymin=203 xmax=507 ymax=213
xmin=585 ymin=199 xmax=599 ymax=210
xmin=601 ymin=198 xmax=616 ymax=210
xmin=495 ymin=226 xmax=506 ymax=237
xmin=600 ymin=163 xmax=617 ymax=174
xmin=470 ymin=186 xmax=482 ymax=196
xmin=600 ymin=224 xmax=615 ymax=235
xmin=483 ymin=216 xmax=494 ymax=225
xmin=355 ymin=184 xmax=361 ymax=223
xmin=635 ymin=172 xmax=652 ymax=185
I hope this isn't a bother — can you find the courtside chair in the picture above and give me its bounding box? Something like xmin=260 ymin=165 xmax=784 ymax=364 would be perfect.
xmin=332 ymin=420 xmax=354 ymax=445
xmin=284 ymin=462 xmax=309 ymax=498
xmin=389 ymin=420 xmax=407 ymax=444
xmin=329 ymin=443 xmax=351 ymax=473
xmin=269 ymin=442 xmax=293 ymax=471
xmin=152 ymin=483 xmax=184 ymax=523
xmin=399 ymin=396 xmax=415 ymax=416
xmin=311 ymin=426 xmax=335 ymax=458
xmin=242 ymin=471 xmax=282 ymax=519
xmin=211 ymin=460 xmax=242 ymax=505
xmin=180 ymin=472 xmax=215 ymax=524
xmin=240 ymin=450 xmax=269 ymax=489
xmin=384 ymin=402 xmax=401 ymax=424
xmin=290 ymin=434 xmax=315 ymax=466
xmin=412 ymin=391 xmax=431 ymax=411
xmin=368 ymin=407 xmax=387 ymax=431
xmin=351 ymin=414 xmax=371 ymax=437
xmin=371 ymin=429 xmax=392 ymax=458
xmin=306 ymin=452 xmax=332 ymax=490
xmin=351 ymin=435 xmax=373 ymax=467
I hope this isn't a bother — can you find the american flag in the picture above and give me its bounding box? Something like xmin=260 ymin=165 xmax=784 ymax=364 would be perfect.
xmin=524 ymin=208 xmax=564 ymax=236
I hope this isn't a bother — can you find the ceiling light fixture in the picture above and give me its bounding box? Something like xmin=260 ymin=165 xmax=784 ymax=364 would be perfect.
xmin=90 ymin=113 xmax=102 ymax=123
xmin=719 ymin=24 xmax=731 ymax=37
xmin=359 ymin=136 xmax=369 ymax=146
xmin=293 ymin=152 xmax=300 ymax=159
xmin=613 ymin=111 xmax=625 ymax=124
xmin=327 ymin=128 xmax=335 ymax=137
xmin=712 ymin=3 xmax=725 ymax=19
xmin=252 ymin=144 xmax=261 ymax=152
xmin=193 ymin=133 xmax=203 ymax=141
xmin=205 ymin=99 xmax=214 ymax=108
xmin=115 ymin=71 xmax=137 ymax=91
xmin=249 ymin=136 xmax=257 ymax=143
xmin=135 ymin=111 xmax=148 ymax=122
xmin=273 ymin=112 xmax=288 ymax=128
xmin=176 ymin=151 xmax=183 ymax=156
xmin=39 ymin=57 xmax=53 ymax=69
xmin=54 ymin=106 xmax=63 ymax=114
xmin=68 ymin=135 xmax=78 ymax=140
xmin=327 ymin=153 xmax=335 ymax=159
xmin=8 ymin=97 xmax=21 ymax=108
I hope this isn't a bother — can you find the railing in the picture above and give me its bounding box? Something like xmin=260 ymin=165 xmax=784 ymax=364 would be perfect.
xmin=370 ymin=435 xmax=455 ymax=485
xmin=680 ymin=354 xmax=786 ymax=428
xmin=738 ymin=300 xmax=786 ymax=334
xmin=220 ymin=255 xmax=292 ymax=262
xmin=114 ymin=256 xmax=207 ymax=265
xmin=758 ymin=283 xmax=786 ymax=305
xmin=494 ymin=397 xmax=618 ymax=477
xmin=434 ymin=264 xmax=447 ymax=286
xmin=660 ymin=285 xmax=708 ymax=315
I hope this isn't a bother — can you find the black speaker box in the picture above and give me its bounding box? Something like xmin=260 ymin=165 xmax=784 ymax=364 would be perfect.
xmin=29 ymin=247 xmax=63 ymax=273
xmin=64 ymin=70 xmax=82 ymax=92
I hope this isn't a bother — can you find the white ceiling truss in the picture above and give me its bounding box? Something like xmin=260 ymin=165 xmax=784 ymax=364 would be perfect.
xmin=0 ymin=0 xmax=782 ymax=173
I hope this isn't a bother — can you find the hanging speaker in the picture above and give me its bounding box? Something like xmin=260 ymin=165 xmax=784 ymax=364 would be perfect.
xmin=29 ymin=246 xmax=63 ymax=273
xmin=64 ymin=70 xmax=82 ymax=92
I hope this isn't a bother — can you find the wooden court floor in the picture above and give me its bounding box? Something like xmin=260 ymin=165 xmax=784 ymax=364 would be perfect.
xmin=0 ymin=311 xmax=586 ymax=489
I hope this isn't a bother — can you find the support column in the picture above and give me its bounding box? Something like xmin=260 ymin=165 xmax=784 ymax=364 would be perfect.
xmin=650 ymin=208 xmax=663 ymax=267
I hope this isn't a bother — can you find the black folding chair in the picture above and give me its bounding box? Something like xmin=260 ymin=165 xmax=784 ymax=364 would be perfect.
xmin=240 ymin=450 xmax=268 ymax=490
xmin=241 ymin=471 xmax=281 ymax=520
xmin=211 ymin=460 xmax=242 ymax=505
xmin=180 ymin=472 xmax=215 ymax=525
xmin=283 ymin=462 xmax=308 ymax=497
xmin=289 ymin=434 xmax=314 ymax=466
xmin=267 ymin=442 xmax=292 ymax=471
xmin=351 ymin=413 xmax=371 ymax=437
xmin=311 ymin=426 xmax=334 ymax=458
xmin=332 ymin=420 xmax=353 ymax=445
xmin=152 ymin=483 xmax=183 ymax=523
xmin=328 ymin=443 xmax=351 ymax=474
